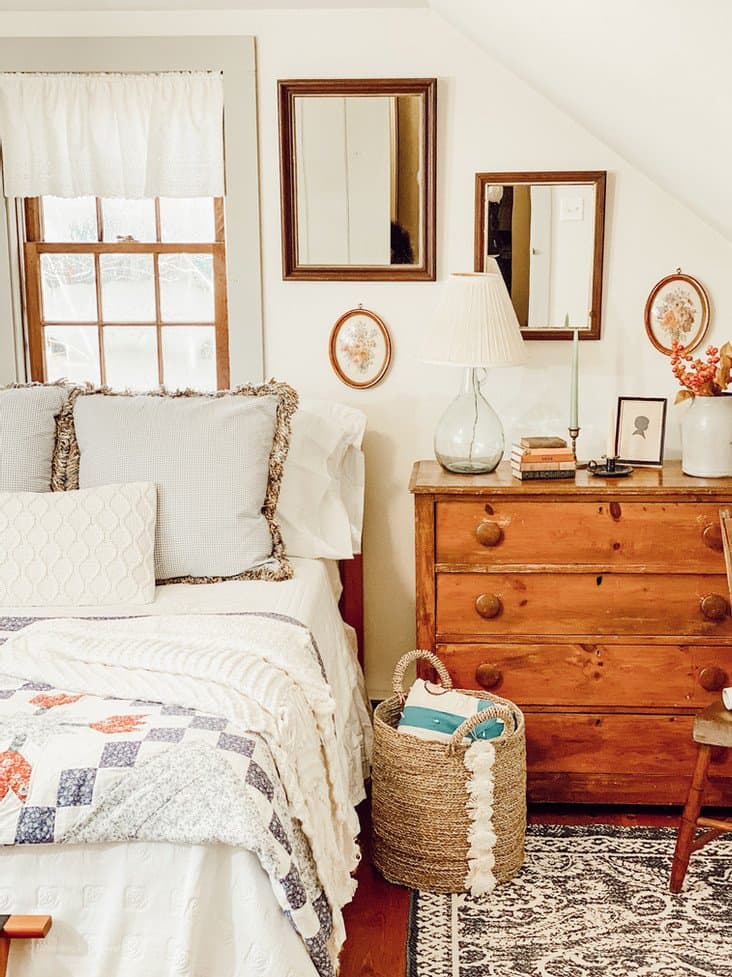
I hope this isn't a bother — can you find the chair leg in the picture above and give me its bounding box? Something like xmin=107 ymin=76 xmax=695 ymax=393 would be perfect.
xmin=0 ymin=937 xmax=7 ymax=977
xmin=670 ymin=743 xmax=712 ymax=893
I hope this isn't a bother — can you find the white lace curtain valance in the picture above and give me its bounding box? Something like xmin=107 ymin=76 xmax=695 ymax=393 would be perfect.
xmin=0 ymin=70 xmax=225 ymax=199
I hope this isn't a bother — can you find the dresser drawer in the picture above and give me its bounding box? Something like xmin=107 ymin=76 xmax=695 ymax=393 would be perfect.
xmin=524 ymin=712 xmax=732 ymax=804
xmin=436 ymin=500 xmax=728 ymax=571
xmin=526 ymin=712 xmax=732 ymax=775
xmin=434 ymin=642 xmax=732 ymax=708
xmin=436 ymin=572 xmax=732 ymax=638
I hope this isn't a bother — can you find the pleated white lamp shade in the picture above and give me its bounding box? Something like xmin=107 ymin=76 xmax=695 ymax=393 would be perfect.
xmin=422 ymin=261 xmax=526 ymax=367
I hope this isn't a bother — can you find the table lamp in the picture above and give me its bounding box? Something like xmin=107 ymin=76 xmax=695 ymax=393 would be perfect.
xmin=422 ymin=263 xmax=526 ymax=473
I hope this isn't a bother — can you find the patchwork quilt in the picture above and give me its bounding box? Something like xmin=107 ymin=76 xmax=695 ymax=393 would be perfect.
xmin=0 ymin=613 xmax=360 ymax=977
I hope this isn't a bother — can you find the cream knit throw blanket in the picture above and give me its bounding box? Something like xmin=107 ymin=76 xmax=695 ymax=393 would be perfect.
xmin=1 ymin=614 xmax=361 ymax=951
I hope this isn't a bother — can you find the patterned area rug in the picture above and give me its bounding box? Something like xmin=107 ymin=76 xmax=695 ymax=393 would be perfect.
xmin=407 ymin=825 xmax=732 ymax=977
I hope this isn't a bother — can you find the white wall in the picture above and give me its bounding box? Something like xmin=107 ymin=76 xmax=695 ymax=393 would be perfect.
xmin=1 ymin=7 xmax=731 ymax=696
xmin=430 ymin=0 xmax=732 ymax=243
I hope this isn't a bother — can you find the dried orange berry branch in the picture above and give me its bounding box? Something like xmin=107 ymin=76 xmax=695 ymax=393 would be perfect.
xmin=670 ymin=339 xmax=732 ymax=403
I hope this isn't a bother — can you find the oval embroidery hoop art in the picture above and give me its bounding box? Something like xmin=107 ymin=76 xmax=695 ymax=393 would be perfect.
xmin=329 ymin=306 xmax=392 ymax=389
xmin=644 ymin=269 xmax=711 ymax=356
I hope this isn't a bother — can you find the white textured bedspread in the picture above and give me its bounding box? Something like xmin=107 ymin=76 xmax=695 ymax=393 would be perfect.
xmin=0 ymin=612 xmax=361 ymax=976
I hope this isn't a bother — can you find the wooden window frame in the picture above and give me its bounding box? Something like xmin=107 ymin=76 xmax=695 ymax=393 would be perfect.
xmin=23 ymin=196 xmax=230 ymax=389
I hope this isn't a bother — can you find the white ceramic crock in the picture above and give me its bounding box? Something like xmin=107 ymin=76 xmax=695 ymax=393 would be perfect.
xmin=681 ymin=393 xmax=732 ymax=477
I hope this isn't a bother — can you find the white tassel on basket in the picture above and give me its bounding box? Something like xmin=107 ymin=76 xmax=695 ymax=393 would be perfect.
xmin=463 ymin=739 xmax=497 ymax=896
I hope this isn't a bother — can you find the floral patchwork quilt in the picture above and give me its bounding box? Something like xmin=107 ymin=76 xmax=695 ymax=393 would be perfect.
xmin=0 ymin=613 xmax=360 ymax=977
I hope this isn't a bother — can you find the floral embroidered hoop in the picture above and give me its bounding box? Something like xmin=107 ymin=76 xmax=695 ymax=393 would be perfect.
xmin=644 ymin=269 xmax=710 ymax=356
xmin=329 ymin=306 xmax=392 ymax=389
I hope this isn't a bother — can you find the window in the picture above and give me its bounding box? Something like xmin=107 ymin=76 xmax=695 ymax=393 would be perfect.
xmin=23 ymin=196 xmax=229 ymax=390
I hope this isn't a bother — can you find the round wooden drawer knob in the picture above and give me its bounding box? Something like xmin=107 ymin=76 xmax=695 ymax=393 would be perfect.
xmin=700 ymin=593 xmax=729 ymax=622
xmin=475 ymin=663 xmax=502 ymax=689
xmin=699 ymin=665 xmax=729 ymax=692
xmin=475 ymin=593 xmax=503 ymax=619
xmin=476 ymin=521 xmax=503 ymax=548
xmin=702 ymin=524 xmax=724 ymax=552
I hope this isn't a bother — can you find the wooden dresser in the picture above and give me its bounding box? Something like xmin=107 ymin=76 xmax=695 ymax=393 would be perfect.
xmin=410 ymin=460 xmax=732 ymax=805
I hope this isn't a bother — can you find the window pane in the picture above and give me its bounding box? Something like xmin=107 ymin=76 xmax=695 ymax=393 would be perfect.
xmin=103 ymin=327 xmax=158 ymax=391
xmin=162 ymin=326 xmax=216 ymax=391
xmin=100 ymin=254 xmax=155 ymax=322
xmin=159 ymin=198 xmax=216 ymax=243
xmin=44 ymin=326 xmax=100 ymax=385
xmin=40 ymin=253 xmax=97 ymax=322
xmin=159 ymin=254 xmax=214 ymax=322
xmin=42 ymin=197 xmax=97 ymax=242
xmin=101 ymin=198 xmax=156 ymax=243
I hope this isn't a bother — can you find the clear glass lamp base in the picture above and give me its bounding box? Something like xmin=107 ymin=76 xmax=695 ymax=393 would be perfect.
xmin=434 ymin=368 xmax=505 ymax=475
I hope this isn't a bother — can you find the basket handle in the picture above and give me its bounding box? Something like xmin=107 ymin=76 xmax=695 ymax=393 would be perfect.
xmin=446 ymin=703 xmax=515 ymax=754
xmin=392 ymin=649 xmax=453 ymax=699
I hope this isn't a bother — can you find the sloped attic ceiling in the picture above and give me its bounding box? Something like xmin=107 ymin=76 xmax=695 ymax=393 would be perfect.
xmin=429 ymin=0 xmax=732 ymax=242
xmin=0 ymin=1 xmax=426 ymax=8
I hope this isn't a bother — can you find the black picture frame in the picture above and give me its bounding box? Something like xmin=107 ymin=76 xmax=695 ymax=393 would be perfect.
xmin=614 ymin=397 xmax=668 ymax=467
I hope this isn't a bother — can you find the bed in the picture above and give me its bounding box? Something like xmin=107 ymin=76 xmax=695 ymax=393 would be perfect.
xmin=0 ymin=557 xmax=371 ymax=977
xmin=0 ymin=380 xmax=372 ymax=977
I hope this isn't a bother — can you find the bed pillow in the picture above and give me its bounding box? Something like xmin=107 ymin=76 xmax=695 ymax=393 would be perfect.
xmin=60 ymin=383 xmax=298 ymax=583
xmin=0 ymin=481 xmax=157 ymax=606
xmin=0 ymin=382 xmax=72 ymax=492
xmin=278 ymin=399 xmax=366 ymax=559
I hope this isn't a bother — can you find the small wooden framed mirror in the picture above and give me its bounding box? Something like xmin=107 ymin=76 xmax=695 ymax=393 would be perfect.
xmin=278 ymin=78 xmax=436 ymax=281
xmin=474 ymin=170 xmax=607 ymax=340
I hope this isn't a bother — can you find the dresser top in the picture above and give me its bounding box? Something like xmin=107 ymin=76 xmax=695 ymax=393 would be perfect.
xmin=409 ymin=460 xmax=732 ymax=497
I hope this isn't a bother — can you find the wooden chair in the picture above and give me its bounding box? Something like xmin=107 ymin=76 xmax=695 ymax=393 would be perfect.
xmin=0 ymin=916 xmax=52 ymax=977
xmin=670 ymin=508 xmax=732 ymax=893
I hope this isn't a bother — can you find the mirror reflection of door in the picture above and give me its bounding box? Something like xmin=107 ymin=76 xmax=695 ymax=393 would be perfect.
xmin=293 ymin=93 xmax=423 ymax=267
xmin=485 ymin=182 xmax=597 ymax=329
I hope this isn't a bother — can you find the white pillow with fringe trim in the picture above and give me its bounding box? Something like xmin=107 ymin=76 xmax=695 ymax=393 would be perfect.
xmin=63 ymin=383 xmax=297 ymax=584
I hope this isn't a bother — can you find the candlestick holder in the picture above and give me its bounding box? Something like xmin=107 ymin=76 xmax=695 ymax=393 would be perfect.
xmin=568 ymin=426 xmax=587 ymax=470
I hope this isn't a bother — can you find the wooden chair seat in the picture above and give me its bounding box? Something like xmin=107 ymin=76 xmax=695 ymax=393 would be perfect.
xmin=693 ymin=700 xmax=732 ymax=747
xmin=0 ymin=915 xmax=52 ymax=977
xmin=670 ymin=508 xmax=732 ymax=894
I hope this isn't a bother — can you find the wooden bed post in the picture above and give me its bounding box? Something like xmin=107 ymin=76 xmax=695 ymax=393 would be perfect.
xmin=339 ymin=554 xmax=364 ymax=668
xmin=0 ymin=916 xmax=52 ymax=977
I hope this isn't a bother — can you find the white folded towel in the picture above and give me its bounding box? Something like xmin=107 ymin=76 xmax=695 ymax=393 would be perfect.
xmin=397 ymin=679 xmax=505 ymax=744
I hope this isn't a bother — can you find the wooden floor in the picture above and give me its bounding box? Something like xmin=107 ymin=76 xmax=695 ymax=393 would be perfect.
xmin=339 ymin=802 xmax=686 ymax=977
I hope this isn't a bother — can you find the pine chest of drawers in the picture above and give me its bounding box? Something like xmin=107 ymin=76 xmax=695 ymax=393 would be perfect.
xmin=410 ymin=460 xmax=732 ymax=805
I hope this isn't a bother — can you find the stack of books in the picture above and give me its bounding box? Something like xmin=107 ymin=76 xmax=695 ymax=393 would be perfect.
xmin=511 ymin=436 xmax=576 ymax=481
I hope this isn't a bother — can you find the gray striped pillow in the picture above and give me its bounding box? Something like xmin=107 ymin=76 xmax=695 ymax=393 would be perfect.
xmin=0 ymin=382 xmax=70 ymax=493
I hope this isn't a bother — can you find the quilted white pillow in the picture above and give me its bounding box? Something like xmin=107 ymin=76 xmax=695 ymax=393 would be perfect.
xmin=0 ymin=482 xmax=157 ymax=606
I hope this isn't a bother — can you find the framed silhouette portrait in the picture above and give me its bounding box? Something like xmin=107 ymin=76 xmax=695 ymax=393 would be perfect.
xmin=614 ymin=397 xmax=667 ymax=467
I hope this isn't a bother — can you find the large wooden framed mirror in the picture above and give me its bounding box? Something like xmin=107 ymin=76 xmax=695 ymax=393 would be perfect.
xmin=474 ymin=171 xmax=607 ymax=340
xmin=278 ymin=78 xmax=436 ymax=281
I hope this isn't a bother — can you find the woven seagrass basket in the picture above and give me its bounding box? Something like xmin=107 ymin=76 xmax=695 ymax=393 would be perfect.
xmin=371 ymin=650 xmax=526 ymax=893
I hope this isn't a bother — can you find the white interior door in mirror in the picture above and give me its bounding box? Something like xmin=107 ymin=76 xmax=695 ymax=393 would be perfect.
xmin=295 ymin=96 xmax=391 ymax=265
xmin=293 ymin=93 xmax=423 ymax=269
xmin=486 ymin=182 xmax=596 ymax=329
xmin=528 ymin=185 xmax=551 ymax=326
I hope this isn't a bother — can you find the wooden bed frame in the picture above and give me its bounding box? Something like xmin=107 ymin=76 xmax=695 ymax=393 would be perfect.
xmin=339 ymin=554 xmax=364 ymax=667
